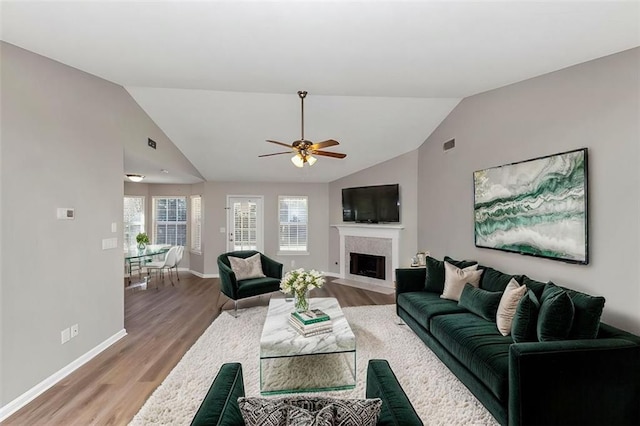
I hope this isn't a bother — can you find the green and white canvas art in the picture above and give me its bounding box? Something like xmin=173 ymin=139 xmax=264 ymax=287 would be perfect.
xmin=474 ymin=148 xmax=588 ymax=264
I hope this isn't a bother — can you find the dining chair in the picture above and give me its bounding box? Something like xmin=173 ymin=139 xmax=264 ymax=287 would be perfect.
xmin=145 ymin=246 xmax=178 ymax=288
xmin=172 ymin=246 xmax=185 ymax=281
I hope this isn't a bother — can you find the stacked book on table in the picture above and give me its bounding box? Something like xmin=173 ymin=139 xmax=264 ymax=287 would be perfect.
xmin=289 ymin=308 xmax=332 ymax=337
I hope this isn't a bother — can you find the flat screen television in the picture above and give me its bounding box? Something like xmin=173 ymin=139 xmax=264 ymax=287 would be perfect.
xmin=342 ymin=184 xmax=400 ymax=223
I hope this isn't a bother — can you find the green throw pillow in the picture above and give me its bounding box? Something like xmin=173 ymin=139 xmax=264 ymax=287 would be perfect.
xmin=537 ymin=285 xmax=575 ymax=341
xmin=424 ymin=256 xmax=477 ymax=293
xmin=458 ymin=283 xmax=503 ymax=322
xmin=566 ymin=290 xmax=606 ymax=339
xmin=512 ymin=290 xmax=540 ymax=343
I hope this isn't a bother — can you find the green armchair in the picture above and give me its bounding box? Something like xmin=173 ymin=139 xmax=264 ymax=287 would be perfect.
xmin=217 ymin=251 xmax=283 ymax=316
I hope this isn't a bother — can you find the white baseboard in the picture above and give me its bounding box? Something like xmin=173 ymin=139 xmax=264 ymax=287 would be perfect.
xmin=0 ymin=329 xmax=127 ymax=422
xmin=189 ymin=270 xmax=218 ymax=278
xmin=323 ymin=271 xmax=341 ymax=278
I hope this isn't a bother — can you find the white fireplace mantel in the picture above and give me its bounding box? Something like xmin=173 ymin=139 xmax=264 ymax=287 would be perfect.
xmin=332 ymin=224 xmax=404 ymax=287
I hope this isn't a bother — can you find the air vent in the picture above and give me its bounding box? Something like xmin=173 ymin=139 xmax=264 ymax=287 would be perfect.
xmin=148 ymin=138 xmax=157 ymax=149
xmin=443 ymin=138 xmax=455 ymax=152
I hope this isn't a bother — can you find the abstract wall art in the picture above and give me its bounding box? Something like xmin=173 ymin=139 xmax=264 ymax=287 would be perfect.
xmin=474 ymin=148 xmax=588 ymax=264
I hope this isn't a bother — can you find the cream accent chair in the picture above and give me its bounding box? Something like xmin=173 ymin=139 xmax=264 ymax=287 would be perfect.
xmin=145 ymin=246 xmax=179 ymax=288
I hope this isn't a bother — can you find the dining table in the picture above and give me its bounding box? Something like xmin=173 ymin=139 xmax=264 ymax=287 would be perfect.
xmin=124 ymin=245 xmax=170 ymax=288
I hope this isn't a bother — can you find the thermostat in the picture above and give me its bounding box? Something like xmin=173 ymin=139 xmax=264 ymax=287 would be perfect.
xmin=57 ymin=208 xmax=75 ymax=220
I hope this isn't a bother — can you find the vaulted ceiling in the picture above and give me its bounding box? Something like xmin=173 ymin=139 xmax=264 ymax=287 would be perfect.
xmin=2 ymin=1 xmax=639 ymax=183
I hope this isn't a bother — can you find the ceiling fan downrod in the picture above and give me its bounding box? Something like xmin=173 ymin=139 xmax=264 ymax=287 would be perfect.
xmin=298 ymin=90 xmax=307 ymax=141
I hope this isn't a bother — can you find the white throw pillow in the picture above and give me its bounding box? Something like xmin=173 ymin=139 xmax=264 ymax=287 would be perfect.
xmin=496 ymin=278 xmax=527 ymax=336
xmin=228 ymin=253 xmax=266 ymax=281
xmin=441 ymin=262 xmax=482 ymax=301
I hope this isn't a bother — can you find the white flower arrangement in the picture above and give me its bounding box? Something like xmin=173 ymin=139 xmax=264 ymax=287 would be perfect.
xmin=280 ymin=268 xmax=325 ymax=297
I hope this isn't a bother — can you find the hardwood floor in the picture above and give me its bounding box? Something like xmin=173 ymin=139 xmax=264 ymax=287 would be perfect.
xmin=3 ymin=273 xmax=394 ymax=425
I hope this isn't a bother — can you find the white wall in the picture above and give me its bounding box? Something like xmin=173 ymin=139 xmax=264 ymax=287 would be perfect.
xmin=328 ymin=151 xmax=420 ymax=274
xmin=418 ymin=47 xmax=640 ymax=333
xmin=0 ymin=42 xmax=193 ymax=410
xmin=201 ymin=181 xmax=330 ymax=276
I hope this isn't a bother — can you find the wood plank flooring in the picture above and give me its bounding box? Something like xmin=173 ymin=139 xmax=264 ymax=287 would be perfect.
xmin=3 ymin=273 xmax=394 ymax=425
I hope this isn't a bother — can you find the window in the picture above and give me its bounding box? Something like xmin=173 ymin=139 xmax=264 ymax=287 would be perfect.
xmin=123 ymin=196 xmax=144 ymax=251
xmin=191 ymin=195 xmax=202 ymax=254
xmin=153 ymin=197 xmax=187 ymax=246
xmin=278 ymin=196 xmax=308 ymax=252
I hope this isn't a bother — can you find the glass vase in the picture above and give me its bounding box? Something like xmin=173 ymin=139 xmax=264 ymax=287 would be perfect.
xmin=294 ymin=290 xmax=310 ymax=313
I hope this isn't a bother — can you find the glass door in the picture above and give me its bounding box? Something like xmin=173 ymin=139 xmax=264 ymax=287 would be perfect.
xmin=227 ymin=196 xmax=264 ymax=252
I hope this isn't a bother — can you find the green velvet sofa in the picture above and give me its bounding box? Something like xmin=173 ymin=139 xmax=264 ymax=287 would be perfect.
xmin=191 ymin=360 xmax=423 ymax=426
xmin=396 ymin=257 xmax=640 ymax=426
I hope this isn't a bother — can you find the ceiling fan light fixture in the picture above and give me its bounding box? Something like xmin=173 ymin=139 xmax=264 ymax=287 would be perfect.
xmin=291 ymin=154 xmax=304 ymax=168
xmin=307 ymin=155 xmax=317 ymax=166
xmin=126 ymin=174 xmax=145 ymax=182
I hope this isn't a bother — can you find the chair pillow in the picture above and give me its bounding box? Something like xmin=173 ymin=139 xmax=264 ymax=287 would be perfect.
xmin=228 ymin=253 xmax=266 ymax=281
xmin=238 ymin=397 xmax=381 ymax=426
xmin=496 ymin=278 xmax=527 ymax=336
xmin=512 ymin=290 xmax=540 ymax=343
xmin=458 ymin=284 xmax=502 ymax=321
xmin=537 ymin=285 xmax=575 ymax=341
xmin=424 ymin=256 xmax=477 ymax=293
xmin=441 ymin=262 xmax=482 ymax=301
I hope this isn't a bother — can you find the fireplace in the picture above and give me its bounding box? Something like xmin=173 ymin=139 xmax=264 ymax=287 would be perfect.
xmin=349 ymin=252 xmax=386 ymax=280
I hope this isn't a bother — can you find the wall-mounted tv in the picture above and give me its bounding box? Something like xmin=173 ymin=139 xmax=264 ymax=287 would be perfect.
xmin=342 ymin=184 xmax=400 ymax=223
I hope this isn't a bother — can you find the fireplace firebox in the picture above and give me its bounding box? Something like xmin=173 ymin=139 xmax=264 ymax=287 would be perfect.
xmin=349 ymin=252 xmax=385 ymax=280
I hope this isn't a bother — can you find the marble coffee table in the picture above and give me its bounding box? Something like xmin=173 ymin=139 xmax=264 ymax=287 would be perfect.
xmin=259 ymin=297 xmax=356 ymax=394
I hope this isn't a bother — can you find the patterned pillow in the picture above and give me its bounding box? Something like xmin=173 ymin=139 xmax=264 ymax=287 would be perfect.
xmin=286 ymin=405 xmax=333 ymax=426
xmin=228 ymin=253 xmax=266 ymax=281
xmin=238 ymin=397 xmax=287 ymax=426
xmin=237 ymin=397 xmax=381 ymax=426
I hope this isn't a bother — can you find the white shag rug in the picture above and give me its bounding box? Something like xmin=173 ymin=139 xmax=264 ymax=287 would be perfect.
xmin=130 ymin=304 xmax=499 ymax=425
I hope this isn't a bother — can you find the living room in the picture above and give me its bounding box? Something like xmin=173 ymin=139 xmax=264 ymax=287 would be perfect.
xmin=2 ymin=1 xmax=639 ymax=424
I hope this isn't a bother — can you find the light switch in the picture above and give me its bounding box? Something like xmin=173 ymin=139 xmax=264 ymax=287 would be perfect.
xmin=102 ymin=237 xmax=118 ymax=250
xmin=57 ymin=208 xmax=75 ymax=220
xmin=111 ymin=222 xmax=117 ymax=233
xmin=219 ymin=227 xmax=226 ymax=233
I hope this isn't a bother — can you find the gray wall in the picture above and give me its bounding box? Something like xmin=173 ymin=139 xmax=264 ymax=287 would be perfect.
xmin=201 ymin=181 xmax=330 ymax=276
xmin=328 ymin=151 xmax=420 ymax=274
xmin=0 ymin=42 xmax=183 ymax=407
xmin=418 ymin=47 xmax=640 ymax=333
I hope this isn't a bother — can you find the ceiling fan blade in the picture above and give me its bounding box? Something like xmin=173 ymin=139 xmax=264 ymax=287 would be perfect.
xmin=258 ymin=151 xmax=292 ymax=157
xmin=266 ymin=140 xmax=294 ymax=149
xmin=313 ymin=150 xmax=347 ymax=159
xmin=309 ymin=139 xmax=339 ymax=150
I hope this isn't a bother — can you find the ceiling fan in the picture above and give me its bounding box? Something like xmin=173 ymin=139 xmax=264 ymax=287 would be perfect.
xmin=259 ymin=90 xmax=347 ymax=167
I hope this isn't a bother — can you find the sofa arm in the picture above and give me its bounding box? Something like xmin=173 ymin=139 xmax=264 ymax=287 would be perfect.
xmin=509 ymin=340 xmax=640 ymax=426
xmin=260 ymin=254 xmax=283 ymax=280
xmin=395 ymin=268 xmax=426 ymax=294
xmin=217 ymin=259 xmax=239 ymax=300
xmin=366 ymin=359 xmax=423 ymax=426
xmin=191 ymin=363 xmax=246 ymax=426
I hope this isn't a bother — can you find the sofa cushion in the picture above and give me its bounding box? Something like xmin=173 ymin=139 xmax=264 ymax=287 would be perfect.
xmin=458 ymin=284 xmax=502 ymax=322
xmin=564 ymin=288 xmax=606 ymax=340
xmin=480 ymin=267 xmax=517 ymax=293
xmin=537 ymin=284 xmax=575 ymax=341
xmin=424 ymin=256 xmax=477 ymax=293
xmin=397 ymin=292 xmax=467 ymax=331
xmin=430 ymin=313 xmax=512 ymax=402
xmin=441 ymin=262 xmax=482 ymax=301
xmin=512 ymin=290 xmax=540 ymax=343
xmin=496 ymin=278 xmax=527 ymax=336
xmin=228 ymin=252 xmax=266 ymax=280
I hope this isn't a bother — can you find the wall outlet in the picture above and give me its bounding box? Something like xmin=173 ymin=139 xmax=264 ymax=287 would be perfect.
xmin=71 ymin=324 xmax=79 ymax=338
xmin=61 ymin=328 xmax=70 ymax=344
